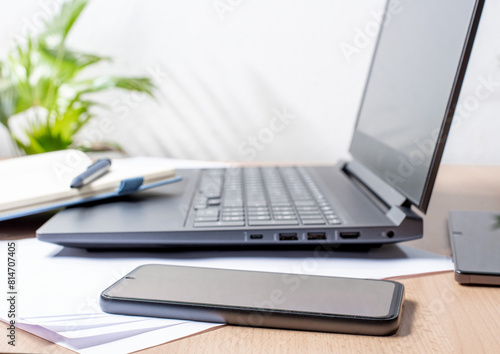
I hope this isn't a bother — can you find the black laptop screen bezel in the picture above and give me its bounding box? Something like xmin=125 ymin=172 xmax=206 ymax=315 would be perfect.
xmin=348 ymin=0 xmax=485 ymax=213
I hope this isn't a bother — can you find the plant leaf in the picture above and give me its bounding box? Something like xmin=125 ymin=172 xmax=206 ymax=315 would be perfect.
xmin=75 ymin=77 xmax=156 ymax=96
xmin=37 ymin=40 xmax=109 ymax=81
xmin=54 ymin=100 xmax=94 ymax=139
xmin=39 ymin=0 xmax=89 ymax=45
xmin=21 ymin=119 xmax=74 ymax=154
xmin=0 ymin=74 xmax=18 ymax=128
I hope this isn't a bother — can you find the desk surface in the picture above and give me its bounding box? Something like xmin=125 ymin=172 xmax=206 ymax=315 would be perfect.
xmin=1 ymin=164 xmax=500 ymax=353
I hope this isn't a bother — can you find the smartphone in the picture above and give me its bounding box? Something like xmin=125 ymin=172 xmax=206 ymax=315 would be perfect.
xmin=100 ymin=264 xmax=405 ymax=336
xmin=449 ymin=211 xmax=500 ymax=285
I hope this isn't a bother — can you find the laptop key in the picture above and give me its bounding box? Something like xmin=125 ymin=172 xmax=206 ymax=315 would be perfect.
xmin=222 ymin=217 xmax=244 ymax=221
xmin=323 ymin=212 xmax=337 ymax=217
xmin=223 ymin=201 xmax=244 ymax=207
xmin=275 ymin=215 xmax=297 ymax=220
xmin=295 ymin=201 xmax=316 ymax=206
xmin=222 ymin=207 xmax=244 ymax=211
xmin=248 ymin=207 xmax=269 ymax=212
xmin=297 ymin=206 xmax=319 ymax=211
xmin=249 ymin=220 xmax=298 ymax=226
xmin=301 ymin=219 xmax=326 ymax=225
xmin=195 ymin=216 xmax=219 ymax=222
xmin=219 ymin=221 xmax=245 ymax=226
xmin=271 ymin=202 xmax=292 ymax=207
xmin=247 ymin=202 xmax=268 ymax=207
xmin=249 ymin=215 xmax=271 ymax=221
xmin=194 ymin=221 xmax=245 ymax=228
xmin=326 ymin=215 xmax=340 ymax=220
xmin=272 ymin=206 xmax=293 ymax=211
xmin=273 ymin=212 xmax=296 ymax=217
xmin=222 ymin=212 xmax=244 ymax=217
xmin=298 ymin=210 xmax=322 ymax=216
xmin=299 ymin=214 xmax=323 ymax=219
xmin=196 ymin=208 xmax=219 ymax=217
xmin=248 ymin=211 xmax=270 ymax=216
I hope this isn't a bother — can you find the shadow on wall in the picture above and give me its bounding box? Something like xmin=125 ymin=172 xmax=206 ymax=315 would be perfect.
xmin=129 ymin=63 xmax=296 ymax=161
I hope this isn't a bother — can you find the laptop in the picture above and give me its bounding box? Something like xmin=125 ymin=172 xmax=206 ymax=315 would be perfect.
xmin=37 ymin=0 xmax=485 ymax=250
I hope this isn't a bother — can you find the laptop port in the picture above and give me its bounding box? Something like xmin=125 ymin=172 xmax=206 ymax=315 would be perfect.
xmin=339 ymin=231 xmax=360 ymax=239
xmin=250 ymin=234 xmax=263 ymax=239
xmin=279 ymin=233 xmax=298 ymax=241
xmin=307 ymin=232 xmax=326 ymax=240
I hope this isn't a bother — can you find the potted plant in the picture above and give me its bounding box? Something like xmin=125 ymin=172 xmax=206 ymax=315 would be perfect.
xmin=0 ymin=0 xmax=155 ymax=155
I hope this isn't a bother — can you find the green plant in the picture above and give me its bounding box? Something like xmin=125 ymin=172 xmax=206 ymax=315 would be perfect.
xmin=0 ymin=0 xmax=155 ymax=155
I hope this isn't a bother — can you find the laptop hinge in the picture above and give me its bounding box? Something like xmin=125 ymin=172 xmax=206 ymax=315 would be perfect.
xmin=343 ymin=159 xmax=408 ymax=209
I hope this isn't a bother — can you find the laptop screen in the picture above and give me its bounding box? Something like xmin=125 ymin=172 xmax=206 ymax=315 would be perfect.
xmin=349 ymin=0 xmax=483 ymax=212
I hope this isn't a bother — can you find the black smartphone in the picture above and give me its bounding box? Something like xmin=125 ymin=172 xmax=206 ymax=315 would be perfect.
xmin=100 ymin=264 xmax=405 ymax=336
xmin=449 ymin=211 xmax=500 ymax=285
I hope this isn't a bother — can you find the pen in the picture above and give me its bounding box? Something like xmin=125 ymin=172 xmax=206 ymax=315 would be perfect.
xmin=70 ymin=158 xmax=112 ymax=188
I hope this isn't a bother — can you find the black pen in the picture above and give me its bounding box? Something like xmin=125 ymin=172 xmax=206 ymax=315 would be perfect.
xmin=70 ymin=158 xmax=112 ymax=188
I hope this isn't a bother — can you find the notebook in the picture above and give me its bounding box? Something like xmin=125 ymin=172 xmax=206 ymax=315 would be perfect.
xmin=0 ymin=150 xmax=180 ymax=221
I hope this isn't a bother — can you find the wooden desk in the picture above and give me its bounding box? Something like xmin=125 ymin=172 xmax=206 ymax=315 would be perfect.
xmin=1 ymin=165 xmax=500 ymax=353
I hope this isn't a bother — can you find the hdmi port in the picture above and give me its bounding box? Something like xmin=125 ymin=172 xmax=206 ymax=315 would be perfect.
xmin=339 ymin=231 xmax=360 ymax=239
xmin=307 ymin=232 xmax=326 ymax=240
xmin=279 ymin=233 xmax=298 ymax=241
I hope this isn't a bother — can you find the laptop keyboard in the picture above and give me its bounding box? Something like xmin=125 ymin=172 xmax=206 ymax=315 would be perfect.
xmin=191 ymin=167 xmax=341 ymax=228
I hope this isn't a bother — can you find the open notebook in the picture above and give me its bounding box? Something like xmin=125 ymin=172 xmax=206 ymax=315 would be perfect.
xmin=0 ymin=150 xmax=180 ymax=221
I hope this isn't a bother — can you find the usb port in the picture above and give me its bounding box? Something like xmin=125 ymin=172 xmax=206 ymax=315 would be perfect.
xmin=307 ymin=232 xmax=326 ymax=240
xmin=279 ymin=233 xmax=298 ymax=241
xmin=339 ymin=231 xmax=360 ymax=239
xmin=250 ymin=234 xmax=263 ymax=239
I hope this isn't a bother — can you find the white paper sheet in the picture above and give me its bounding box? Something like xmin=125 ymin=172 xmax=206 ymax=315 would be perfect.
xmin=16 ymin=320 xmax=221 ymax=354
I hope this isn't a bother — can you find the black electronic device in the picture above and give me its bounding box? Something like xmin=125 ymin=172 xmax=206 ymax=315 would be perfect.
xmin=101 ymin=264 xmax=405 ymax=336
xmin=449 ymin=211 xmax=500 ymax=286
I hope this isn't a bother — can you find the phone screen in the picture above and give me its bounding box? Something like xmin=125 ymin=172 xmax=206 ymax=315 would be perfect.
xmin=104 ymin=264 xmax=398 ymax=318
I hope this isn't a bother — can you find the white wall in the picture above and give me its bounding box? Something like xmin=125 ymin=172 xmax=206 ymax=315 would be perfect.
xmin=1 ymin=0 xmax=499 ymax=164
